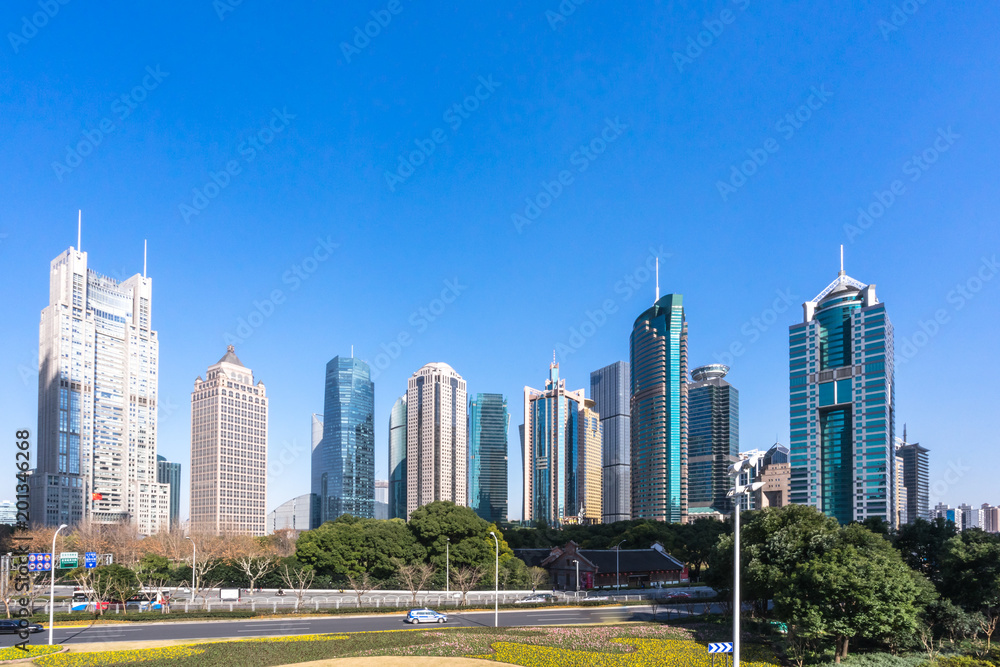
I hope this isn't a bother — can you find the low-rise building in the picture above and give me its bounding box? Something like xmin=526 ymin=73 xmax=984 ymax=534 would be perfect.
xmin=514 ymin=541 xmax=686 ymax=591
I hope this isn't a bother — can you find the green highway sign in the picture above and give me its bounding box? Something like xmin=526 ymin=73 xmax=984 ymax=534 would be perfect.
xmin=58 ymin=552 xmax=79 ymax=569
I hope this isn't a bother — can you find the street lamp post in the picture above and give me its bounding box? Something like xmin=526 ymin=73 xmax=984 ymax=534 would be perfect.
xmin=445 ymin=538 xmax=450 ymax=595
xmin=726 ymin=456 xmax=765 ymax=667
xmin=48 ymin=524 xmax=67 ymax=646
xmin=571 ymin=559 xmax=580 ymax=598
xmin=614 ymin=540 xmax=625 ymax=593
xmin=488 ymin=532 xmax=499 ymax=627
xmin=185 ymin=537 xmax=196 ymax=603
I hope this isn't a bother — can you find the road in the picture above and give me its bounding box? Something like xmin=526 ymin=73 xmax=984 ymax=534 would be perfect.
xmin=0 ymin=602 xmax=718 ymax=647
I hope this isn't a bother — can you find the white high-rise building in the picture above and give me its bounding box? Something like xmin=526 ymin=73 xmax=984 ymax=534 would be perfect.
xmin=405 ymin=363 xmax=467 ymax=518
xmin=190 ymin=346 xmax=268 ymax=535
xmin=32 ymin=239 xmax=169 ymax=534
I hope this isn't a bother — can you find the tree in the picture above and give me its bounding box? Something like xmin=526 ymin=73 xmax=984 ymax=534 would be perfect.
xmin=396 ymin=561 xmax=435 ymax=604
xmin=95 ymin=564 xmax=141 ymax=615
xmin=527 ymin=566 xmax=549 ymax=592
xmin=676 ymin=519 xmax=728 ymax=582
xmin=278 ymin=564 xmax=315 ymax=611
xmin=450 ymin=566 xmax=484 ymax=605
xmin=345 ymin=571 xmax=378 ymax=607
xmin=894 ymin=517 xmax=957 ymax=585
xmin=407 ymin=502 xmax=513 ymax=587
xmin=134 ymin=553 xmax=172 ymax=609
xmin=940 ymin=529 xmax=1000 ymax=652
xmin=227 ymin=536 xmax=277 ymax=591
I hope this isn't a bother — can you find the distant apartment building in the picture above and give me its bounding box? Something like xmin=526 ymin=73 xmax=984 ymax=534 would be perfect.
xmin=156 ymin=455 xmax=181 ymax=530
xmin=0 ymin=501 xmax=17 ymax=526
xmin=266 ymin=493 xmax=316 ymax=533
xmin=406 ymin=363 xmax=467 ymax=518
xmin=469 ymin=393 xmax=509 ymax=524
xmin=982 ymin=504 xmax=999 ymax=533
xmin=190 ymin=346 xmax=268 ymax=535
xmin=957 ymin=503 xmax=983 ymax=531
xmin=895 ymin=432 xmax=930 ymax=523
xmin=590 ymin=361 xmax=631 ymax=524
xmin=933 ymin=502 xmax=958 ymax=527
xmin=687 ymin=364 xmax=739 ymax=518
xmin=789 ymin=259 xmax=896 ymax=527
xmin=31 ymin=240 xmax=169 ymax=533
xmin=735 ymin=444 xmax=789 ymax=511
xmin=388 ymin=395 xmax=407 ymax=520
xmin=522 ymin=362 xmax=602 ymax=526
xmin=630 ymin=293 xmax=687 ymax=523
xmin=313 ymin=356 xmax=375 ymax=525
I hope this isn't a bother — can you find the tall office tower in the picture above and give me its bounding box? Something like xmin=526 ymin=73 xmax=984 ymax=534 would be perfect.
xmin=406 ymin=363 xmax=467 ymax=518
xmin=312 ymin=356 xmax=375 ymax=525
xmin=522 ymin=362 xmax=602 ymax=526
xmin=388 ymin=395 xmax=407 ymax=520
xmin=156 ymin=455 xmax=181 ymax=530
xmin=982 ymin=504 xmax=999 ymax=533
xmin=758 ymin=444 xmax=791 ymax=509
xmin=309 ymin=413 xmax=323 ymax=527
xmin=896 ymin=430 xmax=930 ymax=523
xmin=374 ymin=480 xmax=389 ymax=519
xmin=629 ymin=293 xmax=688 ymax=523
xmin=32 ymin=239 xmax=169 ymax=534
xmin=789 ymin=256 xmax=896 ymax=527
xmin=687 ymin=364 xmax=739 ymax=517
xmin=590 ymin=361 xmax=631 ymax=524
xmin=468 ymin=393 xmax=509 ymax=523
xmin=190 ymin=346 xmax=268 ymax=535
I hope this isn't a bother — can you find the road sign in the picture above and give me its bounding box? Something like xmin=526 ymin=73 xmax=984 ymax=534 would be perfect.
xmin=28 ymin=553 xmax=52 ymax=572
xmin=709 ymin=643 xmax=734 ymax=653
xmin=84 ymin=552 xmax=98 ymax=569
xmin=59 ymin=552 xmax=79 ymax=569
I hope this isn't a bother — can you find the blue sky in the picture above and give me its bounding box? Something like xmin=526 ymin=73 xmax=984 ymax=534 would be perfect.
xmin=2 ymin=1 xmax=998 ymax=521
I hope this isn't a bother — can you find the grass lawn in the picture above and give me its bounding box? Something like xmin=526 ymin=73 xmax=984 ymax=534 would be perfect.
xmin=32 ymin=624 xmax=781 ymax=666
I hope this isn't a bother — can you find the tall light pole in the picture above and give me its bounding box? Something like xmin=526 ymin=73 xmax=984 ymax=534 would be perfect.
xmin=726 ymin=456 xmax=764 ymax=667
xmin=48 ymin=524 xmax=67 ymax=646
xmin=488 ymin=531 xmax=499 ymax=627
xmin=571 ymin=559 xmax=580 ymax=598
xmin=185 ymin=537 xmax=196 ymax=603
xmin=445 ymin=537 xmax=450 ymax=595
xmin=614 ymin=540 xmax=625 ymax=592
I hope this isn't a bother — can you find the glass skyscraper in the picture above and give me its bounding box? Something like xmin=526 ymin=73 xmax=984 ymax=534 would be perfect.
xmin=629 ymin=294 xmax=688 ymax=523
xmin=789 ymin=262 xmax=896 ymax=527
xmin=156 ymin=455 xmax=181 ymax=530
xmin=468 ymin=393 xmax=509 ymax=523
xmin=388 ymin=394 xmax=407 ymax=520
xmin=590 ymin=361 xmax=631 ymax=523
xmin=687 ymin=364 xmax=739 ymax=516
xmin=312 ymin=356 xmax=375 ymax=525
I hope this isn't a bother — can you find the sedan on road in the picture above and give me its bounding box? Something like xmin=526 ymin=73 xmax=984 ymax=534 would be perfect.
xmin=0 ymin=620 xmax=43 ymax=634
xmin=405 ymin=608 xmax=448 ymax=624
xmin=514 ymin=596 xmax=547 ymax=604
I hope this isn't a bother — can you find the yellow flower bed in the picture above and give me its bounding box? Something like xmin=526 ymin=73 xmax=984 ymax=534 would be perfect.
xmin=0 ymin=644 xmax=61 ymax=661
xmin=473 ymin=638 xmax=780 ymax=667
xmin=35 ymin=644 xmax=204 ymax=666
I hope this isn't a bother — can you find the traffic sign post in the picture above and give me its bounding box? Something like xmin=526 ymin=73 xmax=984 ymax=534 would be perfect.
xmin=28 ymin=553 xmax=52 ymax=572
xmin=709 ymin=642 xmax=734 ymax=667
xmin=84 ymin=552 xmax=98 ymax=569
xmin=58 ymin=552 xmax=79 ymax=569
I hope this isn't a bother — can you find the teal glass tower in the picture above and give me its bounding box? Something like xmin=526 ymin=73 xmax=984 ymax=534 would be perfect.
xmin=789 ymin=256 xmax=895 ymax=527
xmin=687 ymin=364 xmax=739 ymax=517
xmin=388 ymin=394 xmax=407 ymax=520
xmin=468 ymin=393 xmax=509 ymax=523
xmin=629 ymin=293 xmax=688 ymax=524
xmin=312 ymin=355 xmax=375 ymax=525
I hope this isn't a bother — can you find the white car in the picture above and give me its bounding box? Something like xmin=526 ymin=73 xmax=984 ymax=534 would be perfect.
xmin=584 ymin=593 xmax=609 ymax=601
xmin=514 ymin=596 xmax=547 ymax=604
xmin=406 ymin=608 xmax=448 ymax=624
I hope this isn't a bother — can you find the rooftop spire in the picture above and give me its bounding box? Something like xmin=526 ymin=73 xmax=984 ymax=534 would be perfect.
xmin=143 ymin=239 xmax=147 ymax=278
xmin=77 ymin=209 xmax=81 ymax=251
xmin=839 ymin=244 xmax=845 ymax=276
xmin=655 ymin=256 xmax=660 ymax=303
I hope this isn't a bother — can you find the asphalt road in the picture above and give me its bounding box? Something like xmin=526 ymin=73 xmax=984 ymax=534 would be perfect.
xmin=0 ymin=602 xmax=718 ymax=647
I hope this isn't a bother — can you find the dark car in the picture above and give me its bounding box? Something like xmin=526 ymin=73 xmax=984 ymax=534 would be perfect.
xmin=0 ymin=620 xmax=43 ymax=634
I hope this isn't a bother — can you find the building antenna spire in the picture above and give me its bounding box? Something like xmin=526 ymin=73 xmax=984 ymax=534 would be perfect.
xmin=77 ymin=209 xmax=82 ymax=251
xmin=903 ymin=423 xmax=907 ymax=444
xmin=839 ymin=244 xmax=845 ymax=276
xmin=655 ymin=256 xmax=660 ymax=302
xmin=351 ymin=345 xmax=354 ymax=358
xmin=143 ymin=239 xmax=147 ymax=278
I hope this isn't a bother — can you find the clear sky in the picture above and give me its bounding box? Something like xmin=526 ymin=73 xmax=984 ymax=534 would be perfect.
xmin=2 ymin=1 xmax=998 ymax=522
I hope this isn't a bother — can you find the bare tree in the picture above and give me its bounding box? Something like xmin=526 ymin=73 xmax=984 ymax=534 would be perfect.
xmin=279 ymin=564 xmax=315 ymax=612
xmin=103 ymin=523 xmax=142 ymax=567
xmin=450 ymin=566 xmax=484 ymax=606
xmin=396 ymin=561 xmax=435 ymax=604
xmin=979 ymin=611 xmax=999 ymax=654
xmin=228 ymin=535 xmax=277 ymax=592
xmin=527 ymin=566 xmax=548 ymax=592
xmin=268 ymin=529 xmax=299 ymax=558
xmin=346 ymin=571 xmax=379 ymax=607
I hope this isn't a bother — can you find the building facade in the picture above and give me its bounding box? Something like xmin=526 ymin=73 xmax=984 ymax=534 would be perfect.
xmin=522 ymin=363 xmax=602 ymax=526
xmin=982 ymin=504 xmax=999 ymax=533
xmin=388 ymin=395 xmax=407 ymax=520
xmin=590 ymin=361 xmax=631 ymax=524
xmin=789 ymin=263 xmax=896 ymax=527
xmin=896 ymin=435 xmax=930 ymax=524
xmin=468 ymin=393 xmax=509 ymax=523
xmin=190 ymin=346 xmax=268 ymax=535
xmin=32 ymin=243 xmax=169 ymax=534
xmin=406 ymin=363 xmax=467 ymax=518
xmin=629 ymin=294 xmax=688 ymax=523
xmin=312 ymin=356 xmax=375 ymax=525
xmin=266 ymin=493 xmax=315 ymax=533
xmin=156 ymin=455 xmax=181 ymax=530
xmin=687 ymin=364 xmax=739 ymax=517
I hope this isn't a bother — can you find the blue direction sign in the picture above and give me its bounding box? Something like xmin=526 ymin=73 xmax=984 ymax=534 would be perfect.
xmin=84 ymin=552 xmax=98 ymax=569
xmin=709 ymin=643 xmax=734 ymax=654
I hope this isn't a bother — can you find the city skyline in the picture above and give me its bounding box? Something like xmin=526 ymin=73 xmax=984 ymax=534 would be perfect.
xmin=3 ymin=2 xmax=999 ymax=522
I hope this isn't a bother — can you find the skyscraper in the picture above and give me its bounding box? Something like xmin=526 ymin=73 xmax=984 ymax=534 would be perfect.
xmin=156 ymin=455 xmax=181 ymax=530
xmin=789 ymin=256 xmax=896 ymax=527
xmin=469 ymin=393 xmax=509 ymax=523
xmin=312 ymin=356 xmax=375 ymax=525
xmin=388 ymin=394 xmax=407 ymax=520
xmin=629 ymin=293 xmax=688 ymax=523
xmin=406 ymin=363 xmax=467 ymax=518
xmin=32 ymin=239 xmax=169 ymax=534
xmin=590 ymin=361 xmax=631 ymax=524
xmin=190 ymin=346 xmax=268 ymax=535
xmin=522 ymin=362 xmax=602 ymax=526
xmin=896 ymin=430 xmax=930 ymax=524
xmin=687 ymin=364 xmax=739 ymax=517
